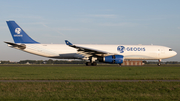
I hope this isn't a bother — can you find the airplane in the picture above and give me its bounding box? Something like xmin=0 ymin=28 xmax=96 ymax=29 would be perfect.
xmin=5 ymin=20 xmax=177 ymax=66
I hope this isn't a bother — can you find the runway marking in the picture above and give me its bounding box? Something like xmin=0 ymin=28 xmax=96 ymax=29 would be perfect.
xmin=0 ymin=80 xmax=180 ymax=82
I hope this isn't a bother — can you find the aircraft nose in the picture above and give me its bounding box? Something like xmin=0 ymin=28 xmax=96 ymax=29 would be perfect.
xmin=173 ymin=51 xmax=177 ymax=56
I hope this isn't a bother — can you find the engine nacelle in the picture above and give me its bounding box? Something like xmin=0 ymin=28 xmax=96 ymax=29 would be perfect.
xmin=98 ymin=55 xmax=124 ymax=64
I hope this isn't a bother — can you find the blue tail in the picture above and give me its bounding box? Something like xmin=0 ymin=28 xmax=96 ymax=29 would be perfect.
xmin=6 ymin=21 xmax=39 ymax=44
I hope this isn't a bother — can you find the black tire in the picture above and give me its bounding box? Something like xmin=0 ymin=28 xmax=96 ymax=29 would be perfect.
xmin=157 ymin=63 xmax=161 ymax=66
xmin=92 ymin=62 xmax=97 ymax=66
xmin=86 ymin=62 xmax=91 ymax=66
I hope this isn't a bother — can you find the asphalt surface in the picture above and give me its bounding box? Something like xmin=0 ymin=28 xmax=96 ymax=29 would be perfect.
xmin=0 ymin=80 xmax=180 ymax=82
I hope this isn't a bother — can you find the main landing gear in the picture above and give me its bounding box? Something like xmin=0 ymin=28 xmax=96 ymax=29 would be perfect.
xmin=86 ymin=62 xmax=97 ymax=66
xmin=85 ymin=57 xmax=97 ymax=66
xmin=157 ymin=59 xmax=161 ymax=66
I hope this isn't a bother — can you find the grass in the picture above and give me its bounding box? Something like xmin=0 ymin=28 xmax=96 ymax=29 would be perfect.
xmin=0 ymin=82 xmax=179 ymax=101
xmin=0 ymin=65 xmax=179 ymax=101
xmin=0 ymin=64 xmax=179 ymax=80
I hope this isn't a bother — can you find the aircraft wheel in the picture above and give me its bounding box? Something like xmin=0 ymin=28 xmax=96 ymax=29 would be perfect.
xmin=157 ymin=59 xmax=161 ymax=66
xmin=157 ymin=63 xmax=161 ymax=66
xmin=118 ymin=63 xmax=122 ymax=66
xmin=92 ymin=62 xmax=97 ymax=66
xmin=86 ymin=62 xmax=91 ymax=66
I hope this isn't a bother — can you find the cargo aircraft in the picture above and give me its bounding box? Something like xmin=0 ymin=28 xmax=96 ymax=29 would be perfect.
xmin=5 ymin=21 xmax=177 ymax=66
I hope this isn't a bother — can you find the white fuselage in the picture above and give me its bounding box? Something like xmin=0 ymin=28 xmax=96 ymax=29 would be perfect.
xmin=6 ymin=20 xmax=177 ymax=64
xmin=9 ymin=44 xmax=177 ymax=60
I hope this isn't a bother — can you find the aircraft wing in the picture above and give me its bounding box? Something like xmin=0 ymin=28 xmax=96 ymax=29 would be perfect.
xmin=4 ymin=41 xmax=26 ymax=49
xmin=65 ymin=40 xmax=113 ymax=57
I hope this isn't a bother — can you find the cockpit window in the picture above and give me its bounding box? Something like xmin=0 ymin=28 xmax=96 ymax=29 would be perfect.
xmin=169 ymin=49 xmax=173 ymax=51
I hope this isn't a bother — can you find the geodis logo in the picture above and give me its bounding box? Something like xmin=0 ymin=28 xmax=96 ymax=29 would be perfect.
xmin=15 ymin=28 xmax=21 ymax=34
xmin=117 ymin=46 xmax=125 ymax=53
xmin=117 ymin=46 xmax=146 ymax=53
xmin=14 ymin=28 xmax=23 ymax=37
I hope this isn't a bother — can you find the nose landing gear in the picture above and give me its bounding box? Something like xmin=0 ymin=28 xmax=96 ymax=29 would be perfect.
xmin=157 ymin=63 xmax=161 ymax=66
xmin=157 ymin=59 xmax=161 ymax=66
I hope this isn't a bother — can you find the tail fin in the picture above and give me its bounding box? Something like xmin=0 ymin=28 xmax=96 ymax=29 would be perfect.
xmin=6 ymin=21 xmax=39 ymax=44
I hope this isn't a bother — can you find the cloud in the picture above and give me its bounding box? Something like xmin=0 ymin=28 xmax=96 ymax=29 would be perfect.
xmin=87 ymin=14 xmax=117 ymax=18
xmin=9 ymin=15 xmax=44 ymax=20
xmin=98 ymin=22 xmax=139 ymax=27
xmin=40 ymin=24 xmax=65 ymax=37
xmin=178 ymin=27 xmax=180 ymax=29
xmin=22 ymin=16 xmax=43 ymax=19
xmin=0 ymin=26 xmax=7 ymax=30
xmin=57 ymin=28 xmax=80 ymax=31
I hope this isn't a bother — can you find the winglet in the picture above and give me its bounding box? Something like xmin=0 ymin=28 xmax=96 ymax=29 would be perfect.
xmin=65 ymin=40 xmax=73 ymax=46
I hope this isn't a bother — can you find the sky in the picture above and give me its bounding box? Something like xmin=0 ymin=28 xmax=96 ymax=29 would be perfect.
xmin=0 ymin=0 xmax=180 ymax=62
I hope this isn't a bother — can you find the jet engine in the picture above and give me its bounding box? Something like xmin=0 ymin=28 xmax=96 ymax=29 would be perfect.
xmin=98 ymin=55 xmax=124 ymax=64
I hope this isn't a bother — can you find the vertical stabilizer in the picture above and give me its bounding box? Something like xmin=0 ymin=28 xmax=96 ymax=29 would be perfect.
xmin=6 ymin=21 xmax=39 ymax=44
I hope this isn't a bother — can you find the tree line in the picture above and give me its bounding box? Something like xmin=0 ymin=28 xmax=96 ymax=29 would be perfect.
xmin=0 ymin=60 xmax=180 ymax=64
xmin=0 ymin=59 xmax=86 ymax=64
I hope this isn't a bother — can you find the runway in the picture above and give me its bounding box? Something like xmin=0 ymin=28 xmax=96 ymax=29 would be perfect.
xmin=0 ymin=80 xmax=180 ymax=82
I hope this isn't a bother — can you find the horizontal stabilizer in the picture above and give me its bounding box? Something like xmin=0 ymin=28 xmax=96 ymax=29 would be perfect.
xmin=4 ymin=41 xmax=26 ymax=49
